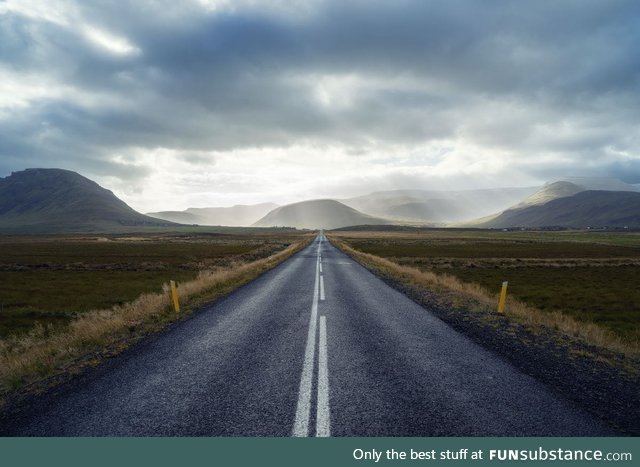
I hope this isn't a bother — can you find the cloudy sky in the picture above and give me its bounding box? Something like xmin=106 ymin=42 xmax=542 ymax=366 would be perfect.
xmin=1 ymin=0 xmax=639 ymax=212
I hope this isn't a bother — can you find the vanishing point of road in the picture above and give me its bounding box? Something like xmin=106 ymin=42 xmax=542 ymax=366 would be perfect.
xmin=2 ymin=235 xmax=615 ymax=436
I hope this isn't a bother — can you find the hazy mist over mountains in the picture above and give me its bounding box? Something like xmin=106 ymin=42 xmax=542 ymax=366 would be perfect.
xmin=1 ymin=169 xmax=639 ymax=233
xmin=339 ymin=187 xmax=539 ymax=223
xmin=253 ymin=199 xmax=392 ymax=230
xmin=148 ymin=203 xmax=278 ymax=227
xmin=149 ymin=176 xmax=640 ymax=229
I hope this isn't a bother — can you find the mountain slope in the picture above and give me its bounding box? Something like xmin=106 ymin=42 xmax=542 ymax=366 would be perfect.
xmin=148 ymin=203 xmax=278 ymax=226
xmin=252 ymin=199 xmax=392 ymax=229
xmin=517 ymin=178 xmax=640 ymax=208
xmin=476 ymin=191 xmax=640 ymax=228
xmin=0 ymin=168 xmax=177 ymax=233
xmin=518 ymin=181 xmax=583 ymax=206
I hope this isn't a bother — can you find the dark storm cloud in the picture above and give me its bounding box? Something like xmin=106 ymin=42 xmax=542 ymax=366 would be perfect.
xmin=1 ymin=0 xmax=639 ymax=183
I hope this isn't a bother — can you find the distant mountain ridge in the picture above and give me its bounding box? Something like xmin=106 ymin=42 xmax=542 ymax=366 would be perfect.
xmin=253 ymin=199 xmax=393 ymax=230
xmin=0 ymin=169 xmax=176 ymax=233
xmin=468 ymin=177 xmax=640 ymax=228
xmin=517 ymin=178 xmax=639 ymax=207
xmin=148 ymin=203 xmax=278 ymax=226
xmin=2 ymin=169 xmax=638 ymax=232
xmin=475 ymin=191 xmax=640 ymax=228
xmin=340 ymin=187 xmax=538 ymax=223
xmin=517 ymin=181 xmax=584 ymax=207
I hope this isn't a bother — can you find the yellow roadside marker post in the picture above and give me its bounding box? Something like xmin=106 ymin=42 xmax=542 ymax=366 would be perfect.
xmin=170 ymin=280 xmax=180 ymax=313
xmin=497 ymin=281 xmax=508 ymax=314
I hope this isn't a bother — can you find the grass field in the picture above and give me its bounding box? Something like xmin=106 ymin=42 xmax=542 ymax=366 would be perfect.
xmin=0 ymin=232 xmax=313 ymax=395
xmin=333 ymin=230 xmax=640 ymax=342
xmin=0 ymin=233 xmax=303 ymax=338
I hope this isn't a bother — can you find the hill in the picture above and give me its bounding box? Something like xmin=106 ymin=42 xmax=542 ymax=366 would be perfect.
xmin=340 ymin=187 xmax=538 ymax=222
xmin=476 ymin=191 xmax=640 ymax=228
xmin=252 ymin=199 xmax=393 ymax=230
xmin=516 ymin=178 xmax=639 ymax=208
xmin=517 ymin=181 xmax=583 ymax=206
xmin=148 ymin=203 xmax=278 ymax=226
xmin=0 ymin=168 xmax=177 ymax=233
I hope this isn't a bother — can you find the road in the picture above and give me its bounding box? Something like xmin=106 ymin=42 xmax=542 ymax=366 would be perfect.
xmin=1 ymin=235 xmax=615 ymax=436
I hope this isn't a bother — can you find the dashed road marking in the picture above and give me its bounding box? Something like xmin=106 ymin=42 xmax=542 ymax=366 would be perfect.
xmin=293 ymin=236 xmax=331 ymax=437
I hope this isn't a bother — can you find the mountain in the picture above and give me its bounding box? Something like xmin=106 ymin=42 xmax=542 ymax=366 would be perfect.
xmin=468 ymin=177 xmax=640 ymax=228
xmin=562 ymin=177 xmax=639 ymax=192
xmin=148 ymin=203 xmax=278 ymax=226
xmin=516 ymin=181 xmax=584 ymax=207
xmin=340 ymin=187 xmax=538 ymax=223
xmin=517 ymin=178 xmax=639 ymax=207
xmin=0 ymin=168 xmax=177 ymax=233
xmin=476 ymin=191 xmax=640 ymax=228
xmin=252 ymin=199 xmax=393 ymax=230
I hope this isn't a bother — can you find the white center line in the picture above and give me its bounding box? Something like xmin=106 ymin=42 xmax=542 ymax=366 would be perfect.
xmin=293 ymin=236 xmax=332 ymax=437
xmin=316 ymin=315 xmax=330 ymax=437
xmin=292 ymin=243 xmax=321 ymax=437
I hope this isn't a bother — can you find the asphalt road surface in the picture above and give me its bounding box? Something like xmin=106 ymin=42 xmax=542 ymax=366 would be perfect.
xmin=2 ymin=235 xmax=616 ymax=436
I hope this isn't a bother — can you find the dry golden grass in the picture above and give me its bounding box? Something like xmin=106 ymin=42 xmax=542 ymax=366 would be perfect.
xmin=329 ymin=235 xmax=638 ymax=358
xmin=0 ymin=235 xmax=314 ymax=397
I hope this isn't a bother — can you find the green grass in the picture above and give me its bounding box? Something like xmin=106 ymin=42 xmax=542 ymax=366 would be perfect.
xmin=350 ymin=239 xmax=640 ymax=258
xmin=0 ymin=269 xmax=197 ymax=336
xmin=0 ymin=234 xmax=314 ymax=396
xmin=438 ymin=266 xmax=640 ymax=338
xmin=337 ymin=230 xmax=640 ymax=340
xmin=0 ymin=237 xmax=264 ymax=265
xmin=0 ymin=233 xmax=301 ymax=338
